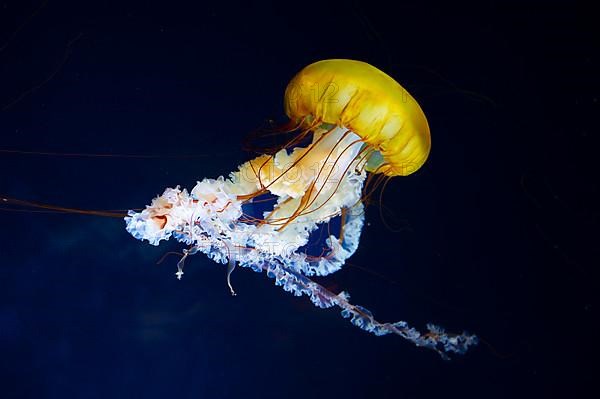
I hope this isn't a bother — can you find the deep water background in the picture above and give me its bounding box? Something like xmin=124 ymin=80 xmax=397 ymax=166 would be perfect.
xmin=0 ymin=1 xmax=597 ymax=398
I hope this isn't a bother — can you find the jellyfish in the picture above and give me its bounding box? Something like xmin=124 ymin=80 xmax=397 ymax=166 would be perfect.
xmin=125 ymin=59 xmax=478 ymax=358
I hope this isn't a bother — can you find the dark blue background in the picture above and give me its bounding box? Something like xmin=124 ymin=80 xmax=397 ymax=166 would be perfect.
xmin=1 ymin=1 xmax=597 ymax=398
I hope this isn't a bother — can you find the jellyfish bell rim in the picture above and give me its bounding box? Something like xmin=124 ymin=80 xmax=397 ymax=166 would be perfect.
xmin=283 ymin=59 xmax=431 ymax=177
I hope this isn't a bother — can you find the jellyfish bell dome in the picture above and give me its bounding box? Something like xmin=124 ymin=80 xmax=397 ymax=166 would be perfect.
xmin=284 ymin=59 xmax=431 ymax=176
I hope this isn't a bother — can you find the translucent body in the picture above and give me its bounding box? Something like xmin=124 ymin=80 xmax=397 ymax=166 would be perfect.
xmin=285 ymin=59 xmax=431 ymax=176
